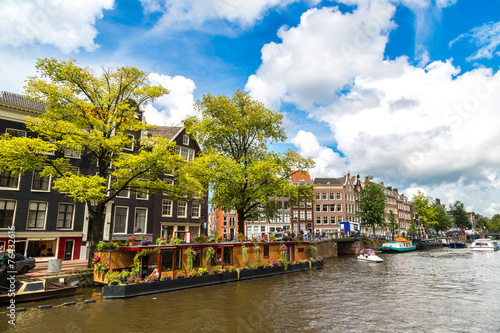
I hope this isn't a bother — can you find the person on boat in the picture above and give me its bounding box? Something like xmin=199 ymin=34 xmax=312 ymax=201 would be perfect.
xmin=150 ymin=268 xmax=159 ymax=279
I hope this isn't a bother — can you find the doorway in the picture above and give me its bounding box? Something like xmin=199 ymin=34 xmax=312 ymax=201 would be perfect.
xmin=64 ymin=240 xmax=74 ymax=260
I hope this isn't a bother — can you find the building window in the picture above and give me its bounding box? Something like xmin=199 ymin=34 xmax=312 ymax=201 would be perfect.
xmin=64 ymin=147 xmax=81 ymax=158
xmin=223 ymin=216 xmax=227 ymax=226
xmin=293 ymin=211 xmax=298 ymax=220
xmin=299 ymin=202 xmax=305 ymax=208
xmin=27 ymin=201 xmax=47 ymax=229
xmin=331 ymin=216 xmax=336 ymax=224
xmin=134 ymin=208 xmax=147 ymax=233
xmin=0 ymin=200 xmax=16 ymax=228
xmin=336 ymin=193 xmax=341 ymax=200
xmin=330 ymin=204 xmax=335 ymax=212
xmin=182 ymin=135 xmax=189 ymax=146
xmin=32 ymin=167 xmax=50 ymax=191
xmin=306 ymin=211 xmax=312 ymax=220
xmin=191 ymin=202 xmax=200 ymax=218
xmin=284 ymin=201 xmax=288 ymax=210
xmin=123 ymin=134 xmax=134 ymax=151
xmin=284 ymin=213 xmax=290 ymax=224
xmin=315 ymin=193 xmax=320 ymax=200
xmin=114 ymin=207 xmax=128 ymax=233
xmin=316 ymin=216 xmax=321 ymax=225
xmin=175 ymin=146 xmax=195 ymax=161
xmin=162 ymin=200 xmax=172 ymax=217
xmin=0 ymin=170 xmax=19 ymax=188
xmin=177 ymin=201 xmax=187 ymax=218
xmin=299 ymin=211 xmax=305 ymax=220
xmin=57 ymin=203 xmax=74 ymax=229
xmin=323 ymin=216 xmax=328 ymax=225
xmin=330 ymin=193 xmax=335 ymax=200
xmin=263 ymin=245 xmax=269 ymax=259
xmin=322 ymin=205 xmax=328 ymax=212
xmin=229 ymin=216 xmax=235 ymax=227
xmin=306 ymin=201 xmax=312 ymax=208
xmin=223 ymin=247 xmax=232 ymax=265
xmin=316 ymin=205 xmax=320 ymax=212
xmin=322 ymin=193 xmax=327 ymax=200
xmin=136 ymin=189 xmax=148 ymax=200
xmin=6 ymin=128 xmax=26 ymax=137
xmin=337 ymin=204 xmax=342 ymax=212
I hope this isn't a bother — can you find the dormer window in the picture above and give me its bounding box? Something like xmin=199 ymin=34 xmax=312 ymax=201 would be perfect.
xmin=182 ymin=135 xmax=189 ymax=146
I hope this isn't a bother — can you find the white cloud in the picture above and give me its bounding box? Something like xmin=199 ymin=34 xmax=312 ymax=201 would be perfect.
xmin=143 ymin=73 xmax=196 ymax=126
xmin=291 ymin=130 xmax=348 ymax=178
xmin=249 ymin=3 xmax=500 ymax=215
xmin=0 ymin=0 xmax=114 ymax=53
xmin=246 ymin=3 xmax=397 ymax=109
xmin=143 ymin=0 xmax=298 ymax=29
xmin=450 ymin=21 xmax=500 ymax=61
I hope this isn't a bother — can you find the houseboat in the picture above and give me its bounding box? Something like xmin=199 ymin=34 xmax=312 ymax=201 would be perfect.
xmin=93 ymin=240 xmax=323 ymax=299
xmin=379 ymin=237 xmax=416 ymax=253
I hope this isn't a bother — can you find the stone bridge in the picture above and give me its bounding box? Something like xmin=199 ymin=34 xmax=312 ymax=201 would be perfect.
xmin=313 ymin=238 xmax=384 ymax=258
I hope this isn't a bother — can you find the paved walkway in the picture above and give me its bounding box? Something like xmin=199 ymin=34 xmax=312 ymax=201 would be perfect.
xmin=23 ymin=259 xmax=90 ymax=278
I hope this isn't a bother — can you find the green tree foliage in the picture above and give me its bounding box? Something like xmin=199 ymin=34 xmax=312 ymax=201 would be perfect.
xmin=407 ymin=218 xmax=418 ymax=236
xmin=0 ymin=58 xmax=203 ymax=264
xmin=432 ymin=204 xmax=452 ymax=232
xmin=185 ymin=90 xmax=315 ymax=234
xmin=411 ymin=191 xmax=434 ymax=229
xmin=449 ymin=200 xmax=471 ymax=230
xmin=356 ymin=176 xmax=386 ymax=236
xmin=387 ymin=210 xmax=399 ymax=240
xmin=476 ymin=216 xmax=490 ymax=231
xmin=486 ymin=214 xmax=500 ymax=231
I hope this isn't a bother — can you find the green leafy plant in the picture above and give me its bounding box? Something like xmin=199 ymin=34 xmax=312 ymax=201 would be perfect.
xmin=94 ymin=263 xmax=105 ymax=273
xmin=170 ymin=237 xmax=181 ymax=246
xmin=238 ymin=233 xmax=245 ymax=242
xmin=253 ymin=244 xmax=262 ymax=262
xmin=241 ymin=245 xmax=249 ymax=266
xmin=195 ymin=234 xmax=208 ymax=243
xmin=175 ymin=270 xmax=185 ymax=278
xmin=185 ymin=247 xmax=197 ymax=271
xmin=279 ymin=244 xmax=288 ymax=261
xmin=156 ymin=237 xmax=168 ymax=245
xmin=130 ymin=248 xmax=160 ymax=276
xmin=205 ymin=247 xmax=215 ymax=266
xmin=308 ymin=245 xmax=317 ymax=257
xmin=105 ymin=270 xmax=121 ymax=285
xmin=197 ymin=267 xmax=209 ymax=275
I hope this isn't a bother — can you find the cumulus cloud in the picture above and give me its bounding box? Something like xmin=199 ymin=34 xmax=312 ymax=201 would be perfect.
xmin=143 ymin=73 xmax=196 ymax=126
xmin=141 ymin=0 xmax=299 ymax=29
xmin=0 ymin=0 xmax=114 ymax=53
xmin=247 ymin=3 xmax=500 ymax=215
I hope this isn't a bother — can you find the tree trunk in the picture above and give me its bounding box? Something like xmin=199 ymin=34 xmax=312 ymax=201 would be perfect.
xmin=237 ymin=208 xmax=246 ymax=236
xmin=87 ymin=204 xmax=105 ymax=267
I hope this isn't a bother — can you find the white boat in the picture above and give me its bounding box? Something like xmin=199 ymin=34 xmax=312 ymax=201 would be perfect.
xmin=470 ymin=239 xmax=499 ymax=251
xmin=357 ymin=248 xmax=383 ymax=262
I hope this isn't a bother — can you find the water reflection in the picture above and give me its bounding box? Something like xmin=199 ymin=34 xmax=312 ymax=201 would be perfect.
xmin=2 ymin=248 xmax=500 ymax=332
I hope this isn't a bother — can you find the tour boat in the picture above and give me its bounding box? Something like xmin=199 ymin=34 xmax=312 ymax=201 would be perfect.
xmin=379 ymin=237 xmax=416 ymax=253
xmin=470 ymin=239 xmax=499 ymax=251
xmin=357 ymin=248 xmax=383 ymax=262
xmin=0 ymin=279 xmax=77 ymax=305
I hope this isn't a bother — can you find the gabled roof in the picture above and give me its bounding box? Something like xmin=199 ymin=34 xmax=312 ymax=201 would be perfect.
xmin=148 ymin=126 xmax=183 ymax=140
xmin=290 ymin=170 xmax=311 ymax=182
xmin=313 ymin=177 xmax=344 ymax=185
xmin=0 ymin=91 xmax=45 ymax=111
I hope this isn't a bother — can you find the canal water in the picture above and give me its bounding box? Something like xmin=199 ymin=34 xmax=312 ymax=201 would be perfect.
xmin=2 ymin=247 xmax=500 ymax=332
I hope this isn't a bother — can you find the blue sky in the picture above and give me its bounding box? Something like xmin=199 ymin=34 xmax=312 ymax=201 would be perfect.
xmin=1 ymin=0 xmax=500 ymax=218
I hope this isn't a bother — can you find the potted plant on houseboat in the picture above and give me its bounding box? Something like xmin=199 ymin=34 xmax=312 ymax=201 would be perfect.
xmin=140 ymin=235 xmax=150 ymax=246
xmin=105 ymin=270 xmax=121 ymax=285
xmin=197 ymin=267 xmax=209 ymax=276
xmin=253 ymin=244 xmax=262 ymax=262
xmin=241 ymin=245 xmax=249 ymax=267
xmin=215 ymin=234 xmax=222 ymax=244
xmin=127 ymin=235 xmax=137 ymax=246
xmin=308 ymin=245 xmax=317 ymax=258
xmin=156 ymin=237 xmax=168 ymax=245
xmin=237 ymin=233 xmax=245 ymax=242
xmin=170 ymin=236 xmax=181 ymax=246
xmin=185 ymin=247 xmax=197 ymax=271
xmin=205 ymin=247 xmax=215 ymax=267
xmin=195 ymin=234 xmax=208 ymax=244
xmin=175 ymin=271 xmax=185 ymax=279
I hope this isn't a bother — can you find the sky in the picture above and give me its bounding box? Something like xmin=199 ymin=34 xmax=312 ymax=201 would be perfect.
xmin=1 ymin=0 xmax=499 ymax=217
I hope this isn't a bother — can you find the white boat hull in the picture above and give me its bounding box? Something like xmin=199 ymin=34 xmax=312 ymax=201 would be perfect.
xmin=357 ymin=255 xmax=383 ymax=262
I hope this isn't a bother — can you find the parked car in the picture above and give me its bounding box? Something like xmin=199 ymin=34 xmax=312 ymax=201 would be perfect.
xmin=0 ymin=253 xmax=36 ymax=274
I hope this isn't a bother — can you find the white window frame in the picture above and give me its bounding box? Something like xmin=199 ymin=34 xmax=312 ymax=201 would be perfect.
xmin=0 ymin=170 xmax=20 ymax=190
xmin=136 ymin=188 xmax=149 ymax=200
xmin=177 ymin=201 xmax=187 ymax=218
xmin=64 ymin=147 xmax=81 ymax=159
xmin=306 ymin=211 xmax=312 ymax=220
xmin=123 ymin=134 xmax=135 ymax=151
xmin=26 ymin=201 xmax=48 ymax=229
xmin=113 ymin=206 xmax=129 ymax=234
xmin=162 ymin=199 xmax=173 ymax=217
xmin=57 ymin=203 xmax=75 ymax=230
xmin=31 ymin=166 xmax=51 ymax=192
xmin=182 ymin=135 xmax=189 ymax=146
xmin=5 ymin=128 xmax=26 ymax=137
xmin=0 ymin=199 xmax=16 ymax=229
xmin=191 ymin=201 xmax=200 ymax=218
xmin=134 ymin=207 xmax=148 ymax=234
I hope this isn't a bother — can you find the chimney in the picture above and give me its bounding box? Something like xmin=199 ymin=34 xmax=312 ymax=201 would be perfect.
xmin=387 ymin=186 xmax=392 ymax=191
xmin=394 ymin=188 xmax=398 ymax=193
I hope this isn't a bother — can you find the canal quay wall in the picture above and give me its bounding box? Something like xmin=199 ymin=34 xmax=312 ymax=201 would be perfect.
xmin=315 ymin=238 xmax=384 ymax=258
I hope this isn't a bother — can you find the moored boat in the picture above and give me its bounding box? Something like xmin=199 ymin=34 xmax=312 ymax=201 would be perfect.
xmin=0 ymin=279 xmax=77 ymax=305
xmin=449 ymin=242 xmax=467 ymax=249
xmin=413 ymin=239 xmax=442 ymax=250
xmin=379 ymin=237 xmax=416 ymax=253
xmin=470 ymin=239 xmax=499 ymax=251
xmin=357 ymin=248 xmax=383 ymax=262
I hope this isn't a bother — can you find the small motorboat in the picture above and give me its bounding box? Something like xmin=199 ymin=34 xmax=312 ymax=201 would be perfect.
xmin=357 ymin=248 xmax=383 ymax=262
xmin=470 ymin=239 xmax=499 ymax=251
xmin=0 ymin=279 xmax=77 ymax=305
xmin=449 ymin=242 xmax=467 ymax=249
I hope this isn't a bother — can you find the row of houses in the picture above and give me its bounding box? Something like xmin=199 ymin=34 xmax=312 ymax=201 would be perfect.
xmin=0 ymin=91 xmax=208 ymax=261
xmin=210 ymin=171 xmax=415 ymax=240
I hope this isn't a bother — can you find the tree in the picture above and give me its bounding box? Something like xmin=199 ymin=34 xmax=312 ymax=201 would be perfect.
xmin=387 ymin=210 xmax=399 ymax=240
xmin=185 ymin=90 xmax=315 ymax=235
xmin=449 ymin=200 xmax=471 ymax=230
xmin=407 ymin=218 xmax=418 ymax=236
xmin=432 ymin=204 xmax=452 ymax=233
xmin=411 ymin=191 xmax=434 ymax=230
xmin=477 ymin=216 xmax=490 ymax=231
xmin=487 ymin=214 xmax=500 ymax=231
xmin=356 ymin=176 xmax=386 ymax=236
xmin=0 ymin=58 xmax=203 ymax=265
